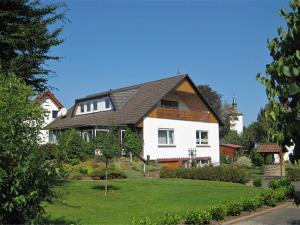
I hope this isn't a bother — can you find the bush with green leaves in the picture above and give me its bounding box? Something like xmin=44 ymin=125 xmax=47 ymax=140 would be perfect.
xmin=158 ymin=212 xmax=181 ymax=225
xmin=160 ymin=166 xmax=248 ymax=184
xmin=236 ymin=156 xmax=252 ymax=168
xmin=250 ymin=150 xmax=264 ymax=166
xmin=241 ymin=197 xmax=260 ymax=212
xmin=261 ymin=189 xmax=277 ymax=207
xmin=287 ymin=168 xmax=300 ymax=181
xmin=39 ymin=143 xmax=58 ymax=160
xmin=131 ymin=217 xmax=156 ymax=225
xmin=208 ymin=204 xmax=227 ymax=221
xmin=0 ymin=74 xmax=62 ymax=224
xmin=226 ymin=200 xmax=243 ymax=216
xmin=90 ymin=169 xmax=126 ymax=180
xmin=253 ymin=176 xmax=262 ymax=187
xmin=186 ymin=209 xmax=212 ymax=225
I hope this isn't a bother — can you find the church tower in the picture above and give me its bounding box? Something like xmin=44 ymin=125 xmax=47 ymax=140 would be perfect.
xmin=229 ymin=97 xmax=243 ymax=134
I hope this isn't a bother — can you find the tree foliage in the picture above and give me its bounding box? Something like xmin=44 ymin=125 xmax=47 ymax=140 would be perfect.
xmin=198 ymin=84 xmax=222 ymax=116
xmin=122 ymin=128 xmax=143 ymax=155
xmin=257 ymin=0 xmax=300 ymax=158
xmin=0 ymin=74 xmax=62 ymax=224
xmin=0 ymin=0 xmax=67 ymax=92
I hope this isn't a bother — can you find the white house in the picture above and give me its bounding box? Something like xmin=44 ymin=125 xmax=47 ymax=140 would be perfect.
xmin=35 ymin=91 xmax=64 ymax=144
xmin=46 ymin=74 xmax=223 ymax=168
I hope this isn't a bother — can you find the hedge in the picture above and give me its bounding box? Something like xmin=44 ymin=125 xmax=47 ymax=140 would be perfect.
xmin=90 ymin=169 xmax=126 ymax=180
xmin=132 ymin=177 xmax=294 ymax=225
xmin=159 ymin=166 xmax=249 ymax=184
xmin=286 ymin=168 xmax=300 ymax=181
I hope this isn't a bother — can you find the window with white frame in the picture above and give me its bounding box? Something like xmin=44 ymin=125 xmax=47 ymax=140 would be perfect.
xmin=87 ymin=102 xmax=91 ymax=112
xmin=158 ymin=129 xmax=174 ymax=145
xmin=105 ymin=98 xmax=111 ymax=109
xmin=120 ymin=129 xmax=126 ymax=144
xmin=80 ymin=103 xmax=84 ymax=113
xmin=95 ymin=129 xmax=109 ymax=137
xmin=82 ymin=130 xmax=93 ymax=142
xmin=196 ymin=130 xmax=208 ymax=145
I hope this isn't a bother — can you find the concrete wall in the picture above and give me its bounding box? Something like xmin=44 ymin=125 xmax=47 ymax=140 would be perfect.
xmin=143 ymin=117 xmax=220 ymax=163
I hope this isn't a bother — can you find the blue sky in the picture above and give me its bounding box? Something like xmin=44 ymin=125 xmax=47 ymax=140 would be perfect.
xmin=47 ymin=0 xmax=289 ymax=126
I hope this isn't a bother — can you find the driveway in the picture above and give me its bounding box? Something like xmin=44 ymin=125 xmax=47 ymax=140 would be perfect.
xmin=229 ymin=182 xmax=300 ymax=225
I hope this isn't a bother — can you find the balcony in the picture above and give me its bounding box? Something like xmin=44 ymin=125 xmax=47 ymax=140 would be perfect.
xmin=154 ymin=107 xmax=210 ymax=122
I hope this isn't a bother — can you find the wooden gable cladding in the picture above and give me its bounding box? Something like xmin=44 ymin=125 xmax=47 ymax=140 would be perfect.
xmin=176 ymin=80 xmax=196 ymax=94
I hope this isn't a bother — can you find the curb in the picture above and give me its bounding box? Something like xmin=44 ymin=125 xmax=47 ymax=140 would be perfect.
xmin=221 ymin=201 xmax=291 ymax=225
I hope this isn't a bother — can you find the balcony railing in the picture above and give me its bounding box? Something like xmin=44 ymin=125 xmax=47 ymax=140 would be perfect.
xmin=155 ymin=107 xmax=210 ymax=122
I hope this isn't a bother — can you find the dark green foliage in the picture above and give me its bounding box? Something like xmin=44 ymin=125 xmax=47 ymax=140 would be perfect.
xmin=250 ymin=149 xmax=264 ymax=166
xmin=261 ymin=189 xmax=277 ymax=207
xmin=79 ymin=168 xmax=88 ymax=174
xmin=0 ymin=74 xmax=62 ymax=224
xmin=158 ymin=212 xmax=181 ymax=225
xmin=39 ymin=143 xmax=58 ymax=160
xmin=241 ymin=197 xmax=260 ymax=212
xmin=268 ymin=177 xmax=292 ymax=190
xmin=122 ymin=128 xmax=143 ymax=155
xmin=253 ymin=176 xmax=262 ymax=187
xmin=197 ymin=85 xmax=222 ymax=116
xmin=0 ymin=0 xmax=67 ymax=92
xmin=186 ymin=210 xmax=212 ymax=225
xmin=287 ymin=167 xmax=300 ymax=181
xmin=226 ymin=200 xmax=243 ymax=216
xmin=208 ymin=204 xmax=227 ymax=221
xmin=57 ymin=129 xmax=94 ymax=164
xmin=90 ymin=169 xmax=126 ymax=180
xmin=159 ymin=166 xmax=248 ymax=184
xmin=257 ymin=0 xmax=300 ymax=158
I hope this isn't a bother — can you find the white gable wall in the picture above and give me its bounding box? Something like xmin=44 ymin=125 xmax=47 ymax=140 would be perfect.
xmin=39 ymin=98 xmax=60 ymax=144
xmin=143 ymin=117 xmax=220 ymax=163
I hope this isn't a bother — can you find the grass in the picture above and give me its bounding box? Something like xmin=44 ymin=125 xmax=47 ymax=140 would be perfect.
xmin=46 ymin=178 xmax=262 ymax=224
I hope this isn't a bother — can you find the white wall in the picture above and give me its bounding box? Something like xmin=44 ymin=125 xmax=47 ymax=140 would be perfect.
xmin=230 ymin=115 xmax=243 ymax=135
xmin=39 ymin=98 xmax=60 ymax=144
xmin=143 ymin=117 xmax=220 ymax=163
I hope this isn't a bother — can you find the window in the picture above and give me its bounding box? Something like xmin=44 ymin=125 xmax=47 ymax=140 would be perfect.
xmin=95 ymin=129 xmax=109 ymax=137
xmin=158 ymin=129 xmax=174 ymax=145
xmin=49 ymin=131 xmax=57 ymax=144
xmin=196 ymin=130 xmax=208 ymax=145
xmin=93 ymin=101 xmax=98 ymax=111
xmin=80 ymin=103 xmax=84 ymax=113
xmin=105 ymin=98 xmax=111 ymax=109
xmin=82 ymin=130 xmax=93 ymax=142
xmin=161 ymin=99 xmax=178 ymax=109
xmin=52 ymin=110 xmax=59 ymax=119
xmin=87 ymin=102 xmax=91 ymax=112
xmin=120 ymin=129 xmax=126 ymax=144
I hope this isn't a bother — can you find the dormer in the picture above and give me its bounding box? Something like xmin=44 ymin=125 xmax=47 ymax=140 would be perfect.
xmin=75 ymin=96 xmax=113 ymax=115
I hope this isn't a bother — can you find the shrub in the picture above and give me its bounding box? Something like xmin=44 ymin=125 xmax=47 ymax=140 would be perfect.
xmin=132 ymin=217 xmax=156 ymax=225
xmin=159 ymin=212 xmax=181 ymax=225
xmin=159 ymin=168 xmax=177 ymax=178
xmin=250 ymin=150 xmax=264 ymax=167
xmin=91 ymin=169 xmax=126 ymax=180
xmin=236 ymin=156 xmax=252 ymax=168
xmin=68 ymin=171 xmax=83 ymax=180
xmin=186 ymin=210 xmax=212 ymax=225
xmin=241 ymin=197 xmax=260 ymax=212
xmin=253 ymin=176 xmax=262 ymax=187
xmin=268 ymin=177 xmax=292 ymax=190
xmin=261 ymin=189 xmax=277 ymax=207
xmin=39 ymin=144 xmax=58 ymax=160
xmin=79 ymin=168 xmax=88 ymax=174
xmin=160 ymin=166 xmax=248 ymax=184
xmin=287 ymin=168 xmax=300 ymax=181
xmin=208 ymin=204 xmax=227 ymax=221
xmin=226 ymin=201 xmax=243 ymax=216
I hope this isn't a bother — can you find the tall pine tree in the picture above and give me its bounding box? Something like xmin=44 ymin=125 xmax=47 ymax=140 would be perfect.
xmin=0 ymin=0 xmax=67 ymax=92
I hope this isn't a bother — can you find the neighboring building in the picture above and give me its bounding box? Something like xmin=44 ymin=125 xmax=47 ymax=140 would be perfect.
xmin=229 ymin=97 xmax=243 ymax=134
xmin=46 ymin=74 xmax=223 ymax=167
xmin=220 ymin=144 xmax=243 ymax=162
xmin=35 ymin=91 xmax=64 ymax=144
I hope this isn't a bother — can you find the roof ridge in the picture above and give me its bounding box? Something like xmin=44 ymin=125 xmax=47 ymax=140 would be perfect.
xmin=77 ymin=74 xmax=187 ymax=101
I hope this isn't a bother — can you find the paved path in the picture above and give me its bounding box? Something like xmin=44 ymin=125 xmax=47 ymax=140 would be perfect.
xmin=229 ymin=182 xmax=300 ymax=225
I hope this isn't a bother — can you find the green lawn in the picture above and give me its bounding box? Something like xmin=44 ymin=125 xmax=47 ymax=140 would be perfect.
xmin=46 ymin=179 xmax=261 ymax=224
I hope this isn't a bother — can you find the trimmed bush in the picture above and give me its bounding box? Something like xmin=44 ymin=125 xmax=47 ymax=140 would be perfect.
xmin=287 ymin=168 xmax=300 ymax=181
xmin=253 ymin=176 xmax=262 ymax=187
xmin=158 ymin=212 xmax=181 ymax=225
xmin=226 ymin=200 xmax=243 ymax=216
xmin=159 ymin=166 xmax=248 ymax=184
xmin=269 ymin=177 xmax=292 ymax=190
xmin=241 ymin=197 xmax=260 ymax=212
xmin=261 ymin=189 xmax=277 ymax=207
xmin=236 ymin=156 xmax=252 ymax=168
xmin=91 ymin=169 xmax=126 ymax=180
xmin=186 ymin=210 xmax=212 ymax=225
xmin=208 ymin=204 xmax=227 ymax=221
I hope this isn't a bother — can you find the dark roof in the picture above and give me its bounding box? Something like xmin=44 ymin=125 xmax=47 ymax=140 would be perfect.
xmin=257 ymin=144 xmax=288 ymax=153
xmin=46 ymin=74 xmax=223 ymax=130
xmin=35 ymin=91 xmax=64 ymax=109
xmin=220 ymin=144 xmax=243 ymax=149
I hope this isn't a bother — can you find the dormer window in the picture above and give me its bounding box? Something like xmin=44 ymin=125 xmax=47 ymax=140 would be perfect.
xmin=93 ymin=101 xmax=98 ymax=111
xmin=52 ymin=110 xmax=58 ymax=119
xmin=87 ymin=102 xmax=91 ymax=112
xmin=105 ymin=98 xmax=111 ymax=109
xmin=80 ymin=103 xmax=84 ymax=113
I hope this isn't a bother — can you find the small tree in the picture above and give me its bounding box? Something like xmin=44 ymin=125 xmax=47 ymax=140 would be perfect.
xmin=94 ymin=128 xmax=121 ymax=196
xmin=122 ymin=128 xmax=143 ymax=160
xmin=0 ymin=74 xmax=62 ymax=224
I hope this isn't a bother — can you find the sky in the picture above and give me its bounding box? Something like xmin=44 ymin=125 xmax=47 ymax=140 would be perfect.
xmin=46 ymin=0 xmax=289 ymax=126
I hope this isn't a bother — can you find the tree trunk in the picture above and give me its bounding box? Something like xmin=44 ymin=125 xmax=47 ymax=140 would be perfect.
xmin=105 ymin=160 xmax=108 ymax=196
